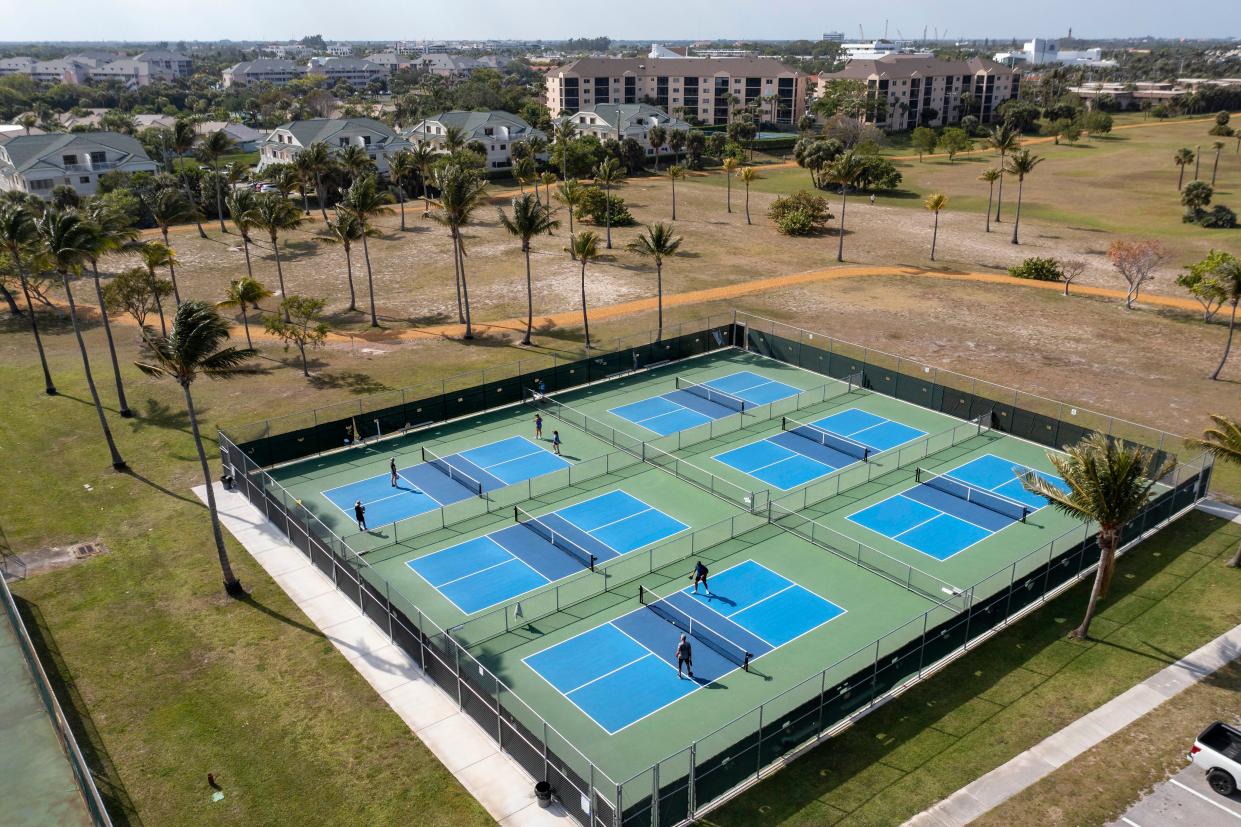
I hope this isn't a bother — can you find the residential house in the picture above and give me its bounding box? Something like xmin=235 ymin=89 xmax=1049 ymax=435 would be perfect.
xmin=0 ymin=132 xmax=159 ymax=199
xmin=544 ymin=56 xmax=808 ymax=126
xmin=308 ymin=57 xmax=389 ymax=86
xmin=402 ymin=110 xmax=545 ymax=170
xmin=223 ymin=58 xmax=309 ymax=88
xmin=195 ymin=121 xmax=264 ymax=152
xmin=412 ymin=53 xmax=487 ymax=79
xmin=134 ymin=49 xmax=193 ymax=79
xmin=31 ymin=58 xmax=93 ymax=85
xmin=366 ymin=52 xmax=412 ymax=72
xmin=0 ymin=57 xmax=36 ymax=76
xmin=0 ymin=124 xmax=45 ymax=144
xmin=325 ymin=43 xmax=355 ymax=57
xmin=257 ymin=118 xmax=410 ymax=175
xmin=558 ymin=103 xmax=690 ymax=159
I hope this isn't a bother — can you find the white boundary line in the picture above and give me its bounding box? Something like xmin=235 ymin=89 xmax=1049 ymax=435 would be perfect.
xmin=405 ymin=540 xmax=552 ymax=616
xmin=1169 ymin=779 xmax=1241 ymax=820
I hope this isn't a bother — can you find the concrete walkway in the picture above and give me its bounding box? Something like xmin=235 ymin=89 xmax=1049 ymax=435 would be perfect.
xmin=905 ymin=501 xmax=1241 ymax=827
xmin=194 ymin=483 xmax=569 ymax=827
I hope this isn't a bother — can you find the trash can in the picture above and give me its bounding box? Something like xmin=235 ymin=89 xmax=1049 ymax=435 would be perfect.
xmin=534 ymin=781 xmax=552 ymax=808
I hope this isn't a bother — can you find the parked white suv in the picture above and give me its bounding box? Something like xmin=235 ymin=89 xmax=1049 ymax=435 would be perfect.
xmin=1189 ymin=721 xmax=1241 ymax=796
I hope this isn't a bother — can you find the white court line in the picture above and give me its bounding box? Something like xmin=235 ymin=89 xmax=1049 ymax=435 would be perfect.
xmin=587 ymin=506 xmax=654 ymax=534
xmin=561 ymin=651 xmax=657 ymax=695
xmin=1169 ymin=779 xmax=1241 ymax=820
xmin=430 ymin=554 xmax=523 ymax=589
xmin=723 ymin=582 xmax=797 ymax=618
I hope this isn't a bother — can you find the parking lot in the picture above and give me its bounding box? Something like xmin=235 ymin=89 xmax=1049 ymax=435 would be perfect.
xmin=1109 ymin=762 xmax=1241 ymax=826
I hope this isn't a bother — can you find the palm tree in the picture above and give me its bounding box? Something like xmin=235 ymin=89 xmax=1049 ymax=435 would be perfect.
xmin=539 ymin=172 xmax=558 ymax=211
xmin=410 ymin=141 xmax=437 ymax=213
xmin=498 ymin=193 xmax=560 ymax=346
xmin=1020 ymin=433 xmax=1172 ymax=639
xmin=216 ymin=277 xmax=271 ymax=348
xmin=924 ymin=193 xmax=948 ymax=261
xmin=593 ymin=158 xmax=625 ymax=250
xmin=0 ymin=203 xmax=56 ymax=395
xmin=566 ymin=231 xmax=601 ymax=349
xmin=527 ymin=135 xmax=548 ymax=171
xmin=250 ymin=192 xmax=308 ymax=322
xmin=138 ymin=241 xmax=175 ymax=335
xmin=666 ymin=165 xmax=686 ymax=220
xmin=667 ymin=130 xmax=686 ymax=164
xmin=986 ymin=123 xmax=1020 ymax=223
xmin=292 ymin=150 xmax=317 ymax=215
xmin=172 ymin=119 xmax=208 ymax=239
xmin=1174 ymin=147 xmax=1195 ymax=190
xmin=197 ymin=129 xmax=237 ymax=233
xmin=627 ymin=223 xmax=683 ymax=341
xmin=337 ymin=145 xmax=374 ymax=184
xmin=648 ymin=125 xmax=667 ymax=171
xmin=225 ymin=189 xmax=258 ymax=279
xmin=136 ymin=301 xmax=258 ymax=597
xmin=144 ymin=187 xmax=195 ymax=302
xmin=512 ymin=157 xmax=535 ymax=194
xmin=738 ymin=167 xmax=761 ymax=225
xmin=826 ymin=150 xmax=867 ymax=262
xmin=1207 ymin=256 xmax=1241 ymax=380
xmin=1005 ymin=149 xmax=1044 ymax=245
xmin=339 ymin=176 xmax=392 ymax=327
xmin=1210 ymin=141 xmax=1225 ymax=188
xmin=553 ymin=120 xmax=577 ymax=180
xmin=443 ymin=126 xmax=467 ymax=152
xmin=979 ymin=168 xmax=1001 ymax=233
xmin=554 ymin=179 xmax=586 ymax=257
xmin=388 ymin=149 xmax=416 ymax=230
xmin=81 ymin=202 xmax=139 ymax=417
xmin=722 ymin=157 xmax=739 ymax=213
xmin=299 ymin=142 xmax=334 ymax=221
xmin=431 ymin=163 xmax=488 ymax=338
xmin=1191 ymin=415 xmax=1241 ymax=567
xmin=36 ymin=209 xmax=126 ymax=470
xmin=319 ymin=210 xmax=371 ymax=313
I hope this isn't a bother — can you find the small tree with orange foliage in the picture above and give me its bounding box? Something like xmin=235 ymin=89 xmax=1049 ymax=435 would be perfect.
xmin=1108 ymin=240 xmax=1168 ymax=309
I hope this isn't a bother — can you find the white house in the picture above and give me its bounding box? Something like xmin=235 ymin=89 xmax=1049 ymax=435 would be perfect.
xmin=402 ymin=110 xmax=546 ymax=170
xmin=223 ymin=59 xmax=309 ymax=88
xmin=308 ymin=57 xmax=389 ymax=86
xmin=195 ymin=121 xmax=264 ymax=152
xmin=258 ymin=118 xmax=411 ymax=175
xmin=559 ymin=103 xmax=690 ymax=159
xmin=0 ymin=132 xmax=159 ymax=199
xmin=994 ymin=38 xmax=1117 ymax=68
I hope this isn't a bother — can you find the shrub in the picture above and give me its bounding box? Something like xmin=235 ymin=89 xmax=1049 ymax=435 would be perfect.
xmin=577 ymin=187 xmax=635 ymax=226
xmin=856 ymin=156 xmax=902 ymax=191
xmin=1008 ymin=257 xmax=1064 ymax=281
xmin=775 ymin=208 xmax=818 ymax=236
xmin=1198 ymin=205 xmax=1238 ymax=229
xmin=769 ymin=191 xmax=833 ymax=236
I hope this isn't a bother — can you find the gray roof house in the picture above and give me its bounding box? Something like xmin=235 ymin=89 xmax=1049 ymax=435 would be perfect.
xmin=258 ymin=118 xmax=411 ymax=174
xmin=0 ymin=132 xmax=159 ymax=199
xmin=308 ymin=57 xmax=389 ymax=86
xmin=195 ymin=121 xmax=264 ymax=152
xmin=223 ymin=58 xmax=309 ymax=88
xmin=402 ymin=110 xmax=545 ymax=170
xmin=559 ymin=103 xmax=690 ymax=156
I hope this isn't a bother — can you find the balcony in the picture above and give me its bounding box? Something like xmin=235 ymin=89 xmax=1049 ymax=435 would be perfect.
xmin=62 ymin=161 xmax=118 ymax=173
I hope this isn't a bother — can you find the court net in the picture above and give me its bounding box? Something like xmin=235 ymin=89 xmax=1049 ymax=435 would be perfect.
xmin=639 ymin=584 xmax=751 ymax=670
xmin=915 ymin=467 xmax=1029 ymax=522
xmin=674 ymin=377 xmax=747 ymax=413
xmin=421 ymin=446 xmax=484 ymax=497
xmin=782 ymin=416 xmax=870 ymax=461
xmin=513 ymin=506 xmax=597 ymax=572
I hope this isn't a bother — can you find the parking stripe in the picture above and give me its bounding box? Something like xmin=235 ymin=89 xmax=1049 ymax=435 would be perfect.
xmin=1169 ymin=778 xmax=1241 ymax=820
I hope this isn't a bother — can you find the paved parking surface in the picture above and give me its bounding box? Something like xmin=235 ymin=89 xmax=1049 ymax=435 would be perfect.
xmin=1108 ymin=762 xmax=1241 ymax=826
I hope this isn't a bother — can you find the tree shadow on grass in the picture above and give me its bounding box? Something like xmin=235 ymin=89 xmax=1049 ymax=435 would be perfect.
xmin=126 ymin=397 xmax=192 ymax=434
xmin=120 ymin=467 xmax=205 ymax=508
xmin=307 ymin=371 xmax=391 ymax=395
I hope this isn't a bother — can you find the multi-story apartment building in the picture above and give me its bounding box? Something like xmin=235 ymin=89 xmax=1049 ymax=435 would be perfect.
xmin=325 ymin=43 xmax=355 ymax=57
xmin=223 ymin=58 xmax=309 ymax=88
xmin=0 ymin=50 xmax=190 ymax=88
xmin=133 ymin=49 xmax=193 ymax=79
xmin=817 ymin=54 xmax=1021 ymax=130
xmin=0 ymin=57 xmax=36 ymax=76
xmin=308 ymin=57 xmax=388 ymax=86
xmin=558 ymin=103 xmax=690 ymax=159
xmin=257 ymin=118 xmax=411 ymax=175
xmin=544 ymin=56 xmax=808 ymax=127
xmin=31 ymin=58 xmax=94 ymax=85
xmin=365 ymin=52 xmax=412 ymax=72
xmin=402 ymin=110 xmax=545 ymax=170
xmin=0 ymin=132 xmax=159 ymax=199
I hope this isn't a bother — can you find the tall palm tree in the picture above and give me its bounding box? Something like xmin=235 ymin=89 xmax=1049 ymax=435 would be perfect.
xmin=553 ymin=120 xmax=577 ymax=180
xmin=337 ymin=145 xmax=374 ymax=184
xmin=826 ymin=150 xmax=867 ymax=262
xmin=924 ymin=193 xmax=948 ymax=261
xmin=566 ymin=231 xmax=601 ymax=349
xmin=648 ymin=125 xmax=667 ymax=171
xmin=1207 ymin=255 xmax=1241 ymax=380
xmin=225 ymin=189 xmax=258 ymax=279
xmin=513 ymin=157 xmax=535 ymax=194
xmin=1005 ymin=149 xmax=1044 ymax=245
xmin=498 ymin=193 xmax=560 ymax=346
xmin=172 ymin=119 xmax=208 ymax=239
xmin=135 ymin=301 xmax=258 ymax=597
xmin=144 ymin=187 xmax=195 ymax=302
xmin=979 ymin=168 xmax=1001 ymax=233
xmin=216 ymin=277 xmax=271 ymax=348
xmin=197 ymin=129 xmax=237 ymax=234
xmin=36 ymin=209 xmax=126 ymax=470
xmin=539 ymin=172 xmax=558 ymax=211
xmin=666 ymin=165 xmax=686 ymax=220
xmin=292 ymin=150 xmax=317 ymax=215
xmin=986 ymin=123 xmax=1020 ymax=223
xmin=1174 ymin=147 xmax=1195 ymax=191
xmin=410 ymin=141 xmax=437 ymax=213
xmin=667 ymin=130 xmax=686 ymax=164
xmin=339 ymin=176 xmax=393 ymax=327
xmin=0 ymin=203 xmax=56 ymax=395
xmin=319 ymin=210 xmax=371 ymax=313
xmin=443 ymin=126 xmax=467 ymax=152
xmin=1021 ymin=433 xmax=1172 ymax=639
xmin=627 ymin=223 xmax=683 ymax=341
xmin=431 ymin=163 xmax=488 ymax=338
xmin=738 ymin=167 xmax=761 ymax=225
xmin=299 ymin=141 xmax=334 ymax=220
xmin=593 ymin=158 xmax=625 ymax=249
xmin=527 ymin=135 xmax=548 ymax=171
xmin=554 ymin=179 xmax=586 ymax=257
xmin=81 ymin=202 xmax=139 ymax=417
xmin=250 ymin=192 xmax=308 ymax=322
xmin=388 ymin=149 xmax=416 ymax=230
xmin=722 ymin=157 xmax=739 ymax=213
xmin=1191 ymin=415 xmax=1241 ymax=567
xmin=138 ymin=241 xmax=175 ymax=335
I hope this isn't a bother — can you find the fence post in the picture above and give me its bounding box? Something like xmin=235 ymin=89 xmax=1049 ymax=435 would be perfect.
xmin=651 ymin=763 xmax=660 ymax=827
xmin=589 ymin=764 xmax=597 ymax=826
xmin=543 ymin=722 xmax=549 ymax=781
xmin=687 ymin=744 xmax=697 ymax=818
xmin=915 ymin=610 xmax=930 ymax=677
xmin=756 ymin=705 xmax=764 ymax=778
xmin=614 ymin=783 xmax=623 ymax=827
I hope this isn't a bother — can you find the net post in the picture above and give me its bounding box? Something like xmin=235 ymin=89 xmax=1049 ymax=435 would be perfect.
xmin=638 ymin=585 xmax=645 ymax=603
xmin=743 ymin=653 xmax=751 ymax=672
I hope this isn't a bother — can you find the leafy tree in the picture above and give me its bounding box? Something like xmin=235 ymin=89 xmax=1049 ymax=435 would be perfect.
xmin=979 ymin=168 xmax=1001 ymax=233
xmin=50 ymin=185 xmax=80 ymax=210
xmin=1191 ymin=416 xmax=1241 ymax=567
xmin=217 ymin=277 xmax=272 ymax=348
xmin=738 ymin=167 xmax=761 ymax=225
xmin=768 ymin=191 xmax=833 ymax=236
xmin=339 ymin=176 xmax=393 ymax=327
xmin=81 ymin=202 xmax=139 ymax=417
xmin=627 ymin=223 xmax=683 ymax=341
xmin=1004 ymin=149 xmax=1044 ymax=245
xmin=939 ymin=128 xmax=971 ymax=162
xmin=1021 ymin=433 xmax=1171 ymax=639
xmin=855 ymin=156 xmax=903 ymax=191
xmin=264 ymin=295 xmax=328 ymax=377
xmin=1008 ymin=257 xmax=1064 ymax=281
xmin=996 ymin=98 xmax=1041 ymax=133
xmin=825 ymin=150 xmax=867 ymax=262
xmin=924 ymin=193 xmax=948 ymax=261
xmin=1084 ymin=111 xmax=1113 ymax=138
xmin=578 ymin=188 xmax=634 ymax=229
xmin=566 ymin=231 xmax=601 ymax=349
xmin=794 ymin=137 xmax=844 ymax=188
xmin=431 ymin=162 xmax=489 ymax=337
xmin=1174 ymin=147 xmax=1195 ymax=190
xmin=250 ymin=192 xmax=308 ymax=322
xmin=910 ymin=126 xmax=937 ymax=161
xmin=1194 ymin=252 xmax=1241 ymax=380
xmin=499 ymin=193 xmax=560 ymax=346
xmin=1109 ymin=239 xmax=1168 ymax=309
xmin=1181 ymin=180 xmax=1214 ymax=219
xmin=685 ymin=130 xmax=706 ymax=169
xmin=103 ymin=266 xmax=173 ymax=332
xmin=986 ymin=123 xmax=1021 ymax=223
xmin=136 ymin=300 xmax=258 ymax=596
xmin=592 ymin=158 xmax=625 ymax=249
xmin=666 ymin=165 xmax=686 ymax=220
xmin=0 ymin=203 xmax=55 ymax=395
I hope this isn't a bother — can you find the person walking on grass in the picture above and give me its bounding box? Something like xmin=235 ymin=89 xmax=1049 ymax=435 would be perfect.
xmin=869 ymin=194 xmax=876 ymax=206
xmin=551 ymin=430 xmax=562 ymax=455
xmin=390 ymin=458 xmax=399 ymax=487
xmin=354 ymin=500 xmax=367 ymax=531
xmin=534 ymin=413 xmax=543 ymax=440
xmin=692 ymin=560 xmax=712 ymax=595
xmin=676 ymin=634 xmax=694 ymax=679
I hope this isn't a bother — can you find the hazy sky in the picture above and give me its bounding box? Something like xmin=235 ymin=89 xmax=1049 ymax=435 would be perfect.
xmin=0 ymin=0 xmax=1234 ymax=42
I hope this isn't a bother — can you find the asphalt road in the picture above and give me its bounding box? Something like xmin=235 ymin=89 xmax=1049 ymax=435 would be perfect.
xmin=1109 ymin=762 xmax=1241 ymax=826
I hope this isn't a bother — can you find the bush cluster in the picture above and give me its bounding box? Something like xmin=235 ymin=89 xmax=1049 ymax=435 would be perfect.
xmin=768 ymin=191 xmax=834 ymax=236
xmin=1008 ymin=257 xmax=1064 ymax=281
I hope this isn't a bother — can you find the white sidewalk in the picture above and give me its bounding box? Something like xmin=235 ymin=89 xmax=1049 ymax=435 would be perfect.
xmin=194 ymin=483 xmax=570 ymax=827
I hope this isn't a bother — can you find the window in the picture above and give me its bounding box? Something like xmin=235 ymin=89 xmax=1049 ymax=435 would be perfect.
xmin=30 ymin=178 xmax=53 ymax=190
xmin=89 ymin=151 xmax=106 ymax=164
xmin=61 ymin=154 xmax=77 ymax=166
xmin=361 ymin=135 xmax=371 ymax=145
xmin=80 ymin=176 xmax=91 ymax=184
xmin=500 ymin=143 xmax=506 ymax=150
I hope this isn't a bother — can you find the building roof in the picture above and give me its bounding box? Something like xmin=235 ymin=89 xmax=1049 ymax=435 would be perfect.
xmin=556 ymin=55 xmax=801 ymax=77
xmin=275 ymin=117 xmax=401 ymax=147
xmin=312 ymin=57 xmax=385 ymax=71
xmin=0 ymin=131 xmax=154 ymax=174
xmin=825 ymin=54 xmax=1015 ymax=81
xmin=561 ymin=103 xmax=688 ymax=132
xmin=414 ymin=109 xmax=538 ymax=134
xmin=135 ymin=49 xmax=189 ymax=61
xmin=227 ymin=58 xmax=306 ymax=74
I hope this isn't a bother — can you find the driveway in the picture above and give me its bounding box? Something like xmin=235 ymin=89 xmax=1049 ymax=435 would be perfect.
xmin=1108 ymin=762 xmax=1241 ymax=826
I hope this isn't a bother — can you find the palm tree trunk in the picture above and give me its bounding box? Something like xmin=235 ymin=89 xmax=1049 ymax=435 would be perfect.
xmin=214 ymin=163 xmax=227 ymax=233
xmin=240 ymin=305 xmax=252 ymax=349
xmin=17 ymin=262 xmax=56 ymax=395
xmin=241 ymin=235 xmax=254 ymax=279
xmin=149 ymin=268 xmax=168 ymax=336
xmin=656 ymin=261 xmax=664 ymax=341
xmin=341 ymin=246 xmax=358 ymax=312
xmin=360 ymin=230 xmax=378 ymax=327
xmin=449 ymin=232 xmax=464 ymax=324
xmin=1210 ymin=300 xmax=1238 ymax=380
xmin=1229 ymin=541 xmax=1241 ymax=568
xmin=183 ymin=175 xmax=208 ymax=239
xmin=398 ymin=190 xmax=406 ymax=231
xmin=0 ymin=281 xmax=19 ymax=315
xmin=931 ymin=211 xmax=939 ymax=261
xmin=836 ymin=191 xmax=848 ymax=262
xmin=272 ymin=235 xmax=289 ymax=323
xmin=422 ymin=178 xmax=431 ymax=213
xmin=671 ymin=179 xmax=676 ymax=221
xmin=995 ymin=151 xmax=1005 ymax=222
xmin=521 ymin=246 xmax=533 ymax=346
xmin=985 ymin=182 xmax=994 ymax=232
xmin=182 ymin=381 xmax=243 ymax=596
xmin=604 ymin=182 xmax=613 ymax=249
xmin=726 ymin=175 xmax=732 ymax=213
xmin=567 ymin=204 xmax=576 ymax=260
xmin=61 ymin=274 xmax=126 ymax=470
xmin=1211 ymin=147 xmax=1221 ymax=187
xmin=1069 ymin=530 xmax=1116 ymax=639
xmin=580 ymin=260 xmax=591 ymax=349
xmin=300 ymin=185 xmax=310 ymax=215
xmin=161 ymin=227 xmax=182 ymax=303
xmin=1178 ymin=165 xmax=1185 ymax=190
xmin=317 ymin=173 xmax=329 ymax=221
xmin=91 ymin=260 xmax=131 ymax=418
xmin=744 ymin=182 xmax=751 ymax=225
xmin=457 ymin=234 xmax=473 ymax=340
xmin=1011 ymin=177 xmax=1024 ymax=245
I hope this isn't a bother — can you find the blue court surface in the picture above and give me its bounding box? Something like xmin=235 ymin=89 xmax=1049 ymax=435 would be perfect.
xmin=524 ymin=560 xmax=845 ymax=733
xmin=323 ymin=436 xmax=570 ymax=528
xmin=847 ymin=454 xmax=1068 ymax=561
xmin=714 ymin=408 xmax=927 ymax=490
xmin=407 ymin=491 xmax=688 ymax=614
xmin=609 ymin=371 xmax=800 ymax=436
